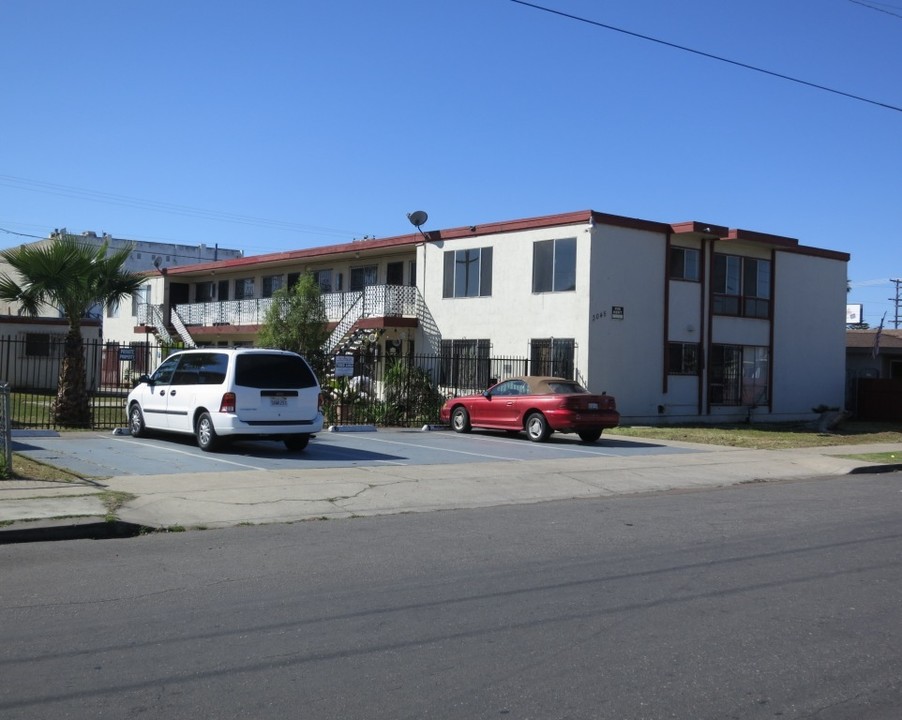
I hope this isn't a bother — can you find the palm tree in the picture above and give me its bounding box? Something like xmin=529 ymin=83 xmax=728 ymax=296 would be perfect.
xmin=0 ymin=234 xmax=145 ymax=427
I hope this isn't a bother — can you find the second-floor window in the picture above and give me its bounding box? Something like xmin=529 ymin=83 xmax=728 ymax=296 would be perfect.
xmin=533 ymin=237 xmax=576 ymax=293
xmin=712 ymin=255 xmax=771 ymax=318
xmin=262 ymin=274 xmax=284 ymax=298
xmin=350 ymin=265 xmax=378 ymax=292
xmin=669 ymin=246 xmax=700 ymax=281
xmin=195 ymin=282 xmax=215 ymax=302
xmin=235 ymin=278 xmax=255 ymax=300
xmin=443 ymin=248 xmax=493 ymax=298
xmin=311 ymin=269 xmax=332 ymax=292
xmin=131 ymin=284 xmax=151 ymax=316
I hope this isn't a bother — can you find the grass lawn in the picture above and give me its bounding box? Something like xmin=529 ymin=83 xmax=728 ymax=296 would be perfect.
xmin=607 ymin=421 xmax=902 ymax=451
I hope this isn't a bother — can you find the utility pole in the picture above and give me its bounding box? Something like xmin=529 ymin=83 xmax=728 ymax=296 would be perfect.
xmin=891 ymin=278 xmax=902 ymax=329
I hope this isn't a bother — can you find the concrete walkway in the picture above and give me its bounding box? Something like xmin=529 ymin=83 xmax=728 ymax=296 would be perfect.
xmin=2 ymin=439 xmax=901 ymax=541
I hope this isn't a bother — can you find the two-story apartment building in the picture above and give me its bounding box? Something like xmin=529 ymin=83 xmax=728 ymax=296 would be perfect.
xmin=116 ymin=210 xmax=849 ymax=423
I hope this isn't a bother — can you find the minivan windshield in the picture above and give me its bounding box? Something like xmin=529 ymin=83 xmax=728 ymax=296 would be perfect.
xmin=235 ymin=354 xmax=317 ymax=389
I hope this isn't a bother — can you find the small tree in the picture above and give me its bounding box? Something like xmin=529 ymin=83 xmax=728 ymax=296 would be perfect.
xmin=0 ymin=234 xmax=145 ymax=427
xmin=256 ymin=273 xmax=330 ymax=378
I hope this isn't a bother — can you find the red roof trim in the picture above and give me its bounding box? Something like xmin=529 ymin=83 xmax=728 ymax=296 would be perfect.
xmin=160 ymin=209 xmax=847 ymax=276
xmin=671 ymin=221 xmax=729 ymax=236
xmin=723 ymin=228 xmax=799 ymax=248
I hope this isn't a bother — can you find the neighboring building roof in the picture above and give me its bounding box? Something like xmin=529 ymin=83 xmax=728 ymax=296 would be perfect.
xmin=157 ymin=208 xmax=850 ymax=278
xmin=847 ymin=328 xmax=902 ymax=350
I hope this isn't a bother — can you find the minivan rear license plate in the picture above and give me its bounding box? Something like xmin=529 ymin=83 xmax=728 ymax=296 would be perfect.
xmin=270 ymin=397 xmax=288 ymax=407
xmin=588 ymin=402 xmax=598 ymax=410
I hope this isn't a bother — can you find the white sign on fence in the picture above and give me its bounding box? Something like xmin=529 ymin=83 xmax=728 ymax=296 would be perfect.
xmin=334 ymin=355 xmax=355 ymax=377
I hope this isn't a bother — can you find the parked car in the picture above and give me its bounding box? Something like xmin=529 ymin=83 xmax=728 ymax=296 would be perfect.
xmin=440 ymin=376 xmax=619 ymax=443
xmin=126 ymin=348 xmax=323 ymax=452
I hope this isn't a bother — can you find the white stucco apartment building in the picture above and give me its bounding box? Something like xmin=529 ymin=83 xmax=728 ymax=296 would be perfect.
xmin=112 ymin=210 xmax=849 ymax=424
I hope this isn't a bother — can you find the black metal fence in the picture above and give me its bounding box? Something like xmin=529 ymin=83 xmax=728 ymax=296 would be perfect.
xmin=1 ymin=335 xmax=550 ymax=431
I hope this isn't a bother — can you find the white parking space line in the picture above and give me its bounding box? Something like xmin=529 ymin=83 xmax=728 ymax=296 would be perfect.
xmin=111 ymin=436 xmax=270 ymax=471
xmin=351 ymin=435 xmax=526 ymax=462
xmin=447 ymin=432 xmax=622 ymax=457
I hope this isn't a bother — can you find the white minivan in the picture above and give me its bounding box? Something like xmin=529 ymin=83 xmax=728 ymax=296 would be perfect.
xmin=126 ymin=348 xmax=323 ymax=452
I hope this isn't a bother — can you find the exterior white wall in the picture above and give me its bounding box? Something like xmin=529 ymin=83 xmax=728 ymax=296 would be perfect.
xmin=772 ymin=251 xmax=847 ymax=416
xmin=587 ymin=225 xmax=666 ymax=415
xmin=422 ymin=223 xmax=592 ymax=359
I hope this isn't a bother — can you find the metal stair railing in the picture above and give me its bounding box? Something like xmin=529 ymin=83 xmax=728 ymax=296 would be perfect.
xmin=142 ymin=304 xmax=174 ymax=345
xmin=325 ymin=292 xmax=364 ymax=354
xmin=169 ymin=308 xmax=197 ymax=348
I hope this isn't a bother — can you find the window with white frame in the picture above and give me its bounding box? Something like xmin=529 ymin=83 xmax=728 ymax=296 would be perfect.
xmin=131 ymin=284 xmax=151 ymax=317
xmin=533 ymin=237 xmax=576 ymax=293
xmin=669 ymin=246 xmax=700 ymax=281
xmin=713 ymin=254 xmax=770 ymax=318
xmin=709 ymin=344 xmax=769 ymax=405
xmin=442 ymin=248 xmax=493 ymax=298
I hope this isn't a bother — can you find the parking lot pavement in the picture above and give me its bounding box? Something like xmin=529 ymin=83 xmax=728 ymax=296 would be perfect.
xmin=11 ymin=427 xmax=702 ymax=478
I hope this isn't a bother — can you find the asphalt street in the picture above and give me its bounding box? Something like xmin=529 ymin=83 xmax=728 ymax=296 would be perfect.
xmin=2 ymin=472 xmax=901 ymax=719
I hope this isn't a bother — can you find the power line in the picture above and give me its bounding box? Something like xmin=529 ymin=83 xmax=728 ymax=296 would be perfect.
xmin=509 ymin=0 xmax=902 ymax=114
xmin=0 ymin=174 xmax=365 ymax=239
xmin=848 ymin=0 xmax=902 ymax=20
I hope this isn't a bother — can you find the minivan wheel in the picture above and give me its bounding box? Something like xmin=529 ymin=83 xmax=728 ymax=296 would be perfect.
xmin=196 ymin=412 xmax=220 ymax=452
xmin=285 ymin=434 xmax=310 ymax=452
xmin=129 ymin=404 xmax=146 ymax=438
xmin=578 ymin=428 xmax=603 ymax=443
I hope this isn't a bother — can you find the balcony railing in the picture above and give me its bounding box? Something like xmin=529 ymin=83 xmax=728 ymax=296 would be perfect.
xmin=163 ymin=284 xmax=420 ymax=329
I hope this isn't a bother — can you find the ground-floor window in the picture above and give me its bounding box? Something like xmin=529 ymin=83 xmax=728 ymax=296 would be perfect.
xmin=668 ymin=342 xmax=700 ymax=375
xmin=709 ymin=344 xmax=769 ymax=405
xmin=440 ymin=339 xmax=491 ymax=390
xmin=530 ymin=338 xmax=575 ymax=379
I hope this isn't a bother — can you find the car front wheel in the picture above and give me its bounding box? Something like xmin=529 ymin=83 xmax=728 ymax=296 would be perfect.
xmin=525 ymin=412 xmax=551 ymax=442
xmin=196 ymin=412 xmax=221 ymax=452
xmin=451 ymin=406 xmax=471 ymax=433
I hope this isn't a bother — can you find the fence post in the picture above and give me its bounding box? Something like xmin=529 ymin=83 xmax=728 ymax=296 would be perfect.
xmin=0 ymin=382 xmax=11 ymax=478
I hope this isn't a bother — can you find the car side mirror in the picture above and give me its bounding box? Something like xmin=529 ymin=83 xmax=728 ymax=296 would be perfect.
xmin=483 ymin=390 xmax=492 ymax=399
xmin=136 ymin=374 xmax=151 ymax=387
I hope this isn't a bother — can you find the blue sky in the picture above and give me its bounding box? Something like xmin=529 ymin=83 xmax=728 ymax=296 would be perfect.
xmin=2 ymin=0 xmax=900 ymax=325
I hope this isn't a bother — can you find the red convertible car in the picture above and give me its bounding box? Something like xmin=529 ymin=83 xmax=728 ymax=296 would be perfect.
xmin=440 ymin=376 xmax=620 ymax=443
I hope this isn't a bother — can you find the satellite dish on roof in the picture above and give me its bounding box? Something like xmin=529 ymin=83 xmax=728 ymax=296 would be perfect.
xmin=407 ymin=210 xmax=428 ymax=230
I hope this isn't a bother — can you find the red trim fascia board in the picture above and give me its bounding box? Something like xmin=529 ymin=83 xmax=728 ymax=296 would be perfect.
xmin=787 ymin=245 xmax=850 ymax=262
xmin=722 ymin=228 xmax=799 ymax=248
xmin=671 ymin=221 xmax=729 ymax=237
xmin=163 ymin=234 xmax=423 ymax=276
xmin=0 ymin=316 xmax=101 ymax=328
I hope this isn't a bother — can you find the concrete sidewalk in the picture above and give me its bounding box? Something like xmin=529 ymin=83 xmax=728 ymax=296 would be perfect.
xmin=2 ymin=439 xmax=901 ymax=541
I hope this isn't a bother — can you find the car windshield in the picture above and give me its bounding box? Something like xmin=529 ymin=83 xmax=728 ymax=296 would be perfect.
xmin=235 ymin=354 xmax=317 ymax=389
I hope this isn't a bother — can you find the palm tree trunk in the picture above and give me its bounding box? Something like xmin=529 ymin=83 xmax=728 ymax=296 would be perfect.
xmin=55 ymin=327 xmax=91 ymax=428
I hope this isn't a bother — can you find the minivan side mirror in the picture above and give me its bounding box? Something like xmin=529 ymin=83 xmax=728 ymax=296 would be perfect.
xmin=135 ymin=374 xmax=152 ymax=387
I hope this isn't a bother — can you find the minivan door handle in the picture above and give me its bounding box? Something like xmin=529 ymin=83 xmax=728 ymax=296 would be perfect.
xmin=170 ymin=390 xmax=177 ymax=396
xmin=159 ymin=390 xmax=165 ymax=396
